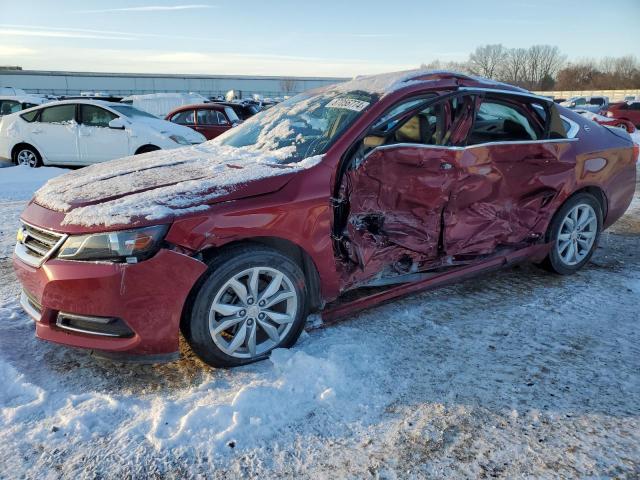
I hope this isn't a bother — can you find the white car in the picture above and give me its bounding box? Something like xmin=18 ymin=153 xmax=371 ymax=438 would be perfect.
xmin=0 ymin=95 xmax=48 ymax=116
xmin=0 ymin=100 xmax=206 ymax=167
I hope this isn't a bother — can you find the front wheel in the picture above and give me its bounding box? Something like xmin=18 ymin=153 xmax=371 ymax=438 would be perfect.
xmin=184 ymin=245 xmax=308 ymax=367
xmin=541 ymin=193 xmax=602 ymax=275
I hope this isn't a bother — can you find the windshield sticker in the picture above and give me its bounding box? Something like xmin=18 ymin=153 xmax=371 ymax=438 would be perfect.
xmin=326 ymin=97 xmax=370 ymax=112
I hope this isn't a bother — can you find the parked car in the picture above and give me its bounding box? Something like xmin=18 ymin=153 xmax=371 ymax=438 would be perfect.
xmin=0 ymin=95 xmax=47 ymax=116
xmin=560 ymin=96 xmax=609 ymax=114
xmin=211 ymin=101 xmax=261 ymax=121
xmin=574 ymin=109 xmax=636 ymax=133
xmin=623 ymin=95 xmax=639 ymax=102
xmin=0 ymin=100 xmax=205 ymax=167
xmin=605 ymin=101 xmax=640 ymax=127
xmin=12 ymin=70 xmax=636 ymax=368
xmin=166 ymin=103 xmax=240 ymax=140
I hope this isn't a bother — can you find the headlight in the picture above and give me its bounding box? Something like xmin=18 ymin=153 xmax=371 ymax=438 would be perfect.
xmin=169 ymin=134 xmax=190 ymax=145
xmin=57 ymin=225 xmax=169 ymax=263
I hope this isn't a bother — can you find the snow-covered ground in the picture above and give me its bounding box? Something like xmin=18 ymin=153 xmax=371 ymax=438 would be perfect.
xmin=0 ymin=163 xmax=639 ymax=479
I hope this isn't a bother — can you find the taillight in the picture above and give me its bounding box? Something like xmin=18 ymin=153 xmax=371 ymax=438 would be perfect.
xmin=633 ymin=143 xmax=639 ymax=162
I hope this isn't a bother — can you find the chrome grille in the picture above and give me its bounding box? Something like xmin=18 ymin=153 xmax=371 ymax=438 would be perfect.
xmin=15 ymin=222 xmax=67 ymax=268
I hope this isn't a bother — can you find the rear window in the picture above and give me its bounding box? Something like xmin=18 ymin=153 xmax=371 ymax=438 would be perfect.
xmin=589 ymin=98 xmax=605 ymax=106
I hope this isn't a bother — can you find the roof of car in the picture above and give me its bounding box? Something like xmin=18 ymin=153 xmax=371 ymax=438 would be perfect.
xmin=329 ymin=69 xmax=530 ymax=97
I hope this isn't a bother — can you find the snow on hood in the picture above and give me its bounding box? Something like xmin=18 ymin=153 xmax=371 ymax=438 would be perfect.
xmin=34 ymin=143 xmax=322 ymax=228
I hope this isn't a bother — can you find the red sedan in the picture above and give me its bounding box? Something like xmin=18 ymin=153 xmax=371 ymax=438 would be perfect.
xmin=13 ymin=70 xmax=637 ymax=367
xmin=574 ymin=109 xmax=636 ymax=133
xmin=605 ymin=101 xmax=640 ymax=129
xmin=166 ymin=103 xmax=240 ymax=140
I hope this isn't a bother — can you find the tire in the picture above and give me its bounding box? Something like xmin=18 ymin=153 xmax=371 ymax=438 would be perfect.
xmin=184 ymin=244 xmax=309 ymax=368
xmin=135 ymin=145 xmax=160 ymax=155
xmin=616 ymin=123 xmax=629 ymax=132
xmin=540 ymin=193 xmax=602 ymax=275
xmin=13 ymin=145 xmax=42 ymax=168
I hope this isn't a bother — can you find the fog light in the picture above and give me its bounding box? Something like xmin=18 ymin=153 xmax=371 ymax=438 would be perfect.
xmin=56 ymin=312 xmax=134 ymax=338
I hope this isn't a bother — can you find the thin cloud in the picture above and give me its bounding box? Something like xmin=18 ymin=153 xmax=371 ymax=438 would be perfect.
xmin=0 ymin=28 xmax=134 ymax=41
xmin=74 ymin=4 xmax=216 ymax=13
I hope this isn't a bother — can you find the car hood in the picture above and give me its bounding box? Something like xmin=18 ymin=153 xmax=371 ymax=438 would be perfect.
xmin=32 ymin=142 xmax=323 ymax=230
xmin=134 ymin=117 xmax=205 ymax=143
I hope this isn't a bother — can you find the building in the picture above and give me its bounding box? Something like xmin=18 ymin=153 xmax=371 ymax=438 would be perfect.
xmin=0 ymin=69 xmax=348 ymax=99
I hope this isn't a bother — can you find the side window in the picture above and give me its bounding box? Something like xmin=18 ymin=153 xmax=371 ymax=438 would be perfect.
xmin=171 ymin=110 xmax=195 ymax=125
xmin=197 ymin=109 xmax=220 ymax=125
xmin=467 ymin=100 xmax=540 ymax=145
xmin=574 ymin=98 xmax=587 ymax=106
xmin=369 ymin=95 xmax=474 ymax=149
xmin=0 ymin=100 xmax=21 ymax=115
xmin=40 ymin=104 xmax=76 ymax=124
xmin=80 ymin=104 xmax=117 ymax=127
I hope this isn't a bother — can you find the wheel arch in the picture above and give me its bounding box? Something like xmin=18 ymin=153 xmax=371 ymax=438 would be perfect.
xmin=545 ymin=185 xmax=607 ymax=242
xmin=134 ymin=144 xmax=161 ymax=155
xmin=179 ymin=237 xmax=324 ymax=337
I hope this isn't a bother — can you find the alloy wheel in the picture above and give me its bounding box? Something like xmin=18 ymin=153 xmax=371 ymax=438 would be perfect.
xmin=556 ymin=204 xmax=597 ymax=266
xmin=17 ymin=149 xmax=38 ymax=167
xmin=617 ymin=123 xmax=628 ymax=132
xmin=208 ymin=266 xmax=298 ymax=359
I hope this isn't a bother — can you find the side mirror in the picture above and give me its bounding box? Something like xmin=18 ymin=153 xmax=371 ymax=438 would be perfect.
xmin=569 ymin=102 xmax=576 ymax=108
xmin=363 ymin=135 xmax=385 ymax=148
xmin=108 ymin=118 xmax=126 ymax=130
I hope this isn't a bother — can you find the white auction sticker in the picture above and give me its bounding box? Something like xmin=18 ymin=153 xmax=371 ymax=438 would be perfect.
xmin=326 ymin=97 xmax=370 ymax=112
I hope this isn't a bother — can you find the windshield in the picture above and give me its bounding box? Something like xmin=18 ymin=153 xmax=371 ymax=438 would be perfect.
xmin=110 ymin=105 xmax=159 ymax=119
xmin=215 ymin=90 xmax=377 ymax=163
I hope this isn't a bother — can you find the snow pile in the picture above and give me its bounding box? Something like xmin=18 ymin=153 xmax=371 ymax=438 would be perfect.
xmin=34 ymin=143 xmax=322 ymax=227
xmin=0 ymin=164 xmax=67 ymax=201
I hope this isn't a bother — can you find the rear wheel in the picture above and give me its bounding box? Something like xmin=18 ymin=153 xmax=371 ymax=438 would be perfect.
xmin=541 ymin=193 xmax=602 ymax=275
xmin=616 ymin=123 xmax=629 ymax=132
xmin=184 ymin=245 xmax=308 ymax=367
xmin=13 ymin=146 xmax=42 ymax=168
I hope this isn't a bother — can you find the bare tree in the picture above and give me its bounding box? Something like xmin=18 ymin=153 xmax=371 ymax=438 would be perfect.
xmin=280 ymin=78 xmax=298 ymax=96
xmin=523 ymin=45 xmax=565 ymax=89
xmin=503 ymin=48 xmax=528 ymax=85
xmin=468 ymin=44 xmax=507 ymax=78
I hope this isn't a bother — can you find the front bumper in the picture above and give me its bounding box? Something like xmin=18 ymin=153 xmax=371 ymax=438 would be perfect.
xmin=13 ymin=249 xmax=207 ymax=357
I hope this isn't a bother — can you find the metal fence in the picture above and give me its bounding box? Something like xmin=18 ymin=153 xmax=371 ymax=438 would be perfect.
xmin=534 ymin=89 xmax=640 ymax=102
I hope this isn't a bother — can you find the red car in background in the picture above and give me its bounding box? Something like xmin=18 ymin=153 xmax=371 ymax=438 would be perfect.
xmin=574 ymin=109 xmax=636 ymax=133
xmin=13 ymin=70 xmax=637 ymax=368
xmin=166 ymin=103 xmax=241 ymax=140
xmin=605 ymin=101 xmax=640 ymax=129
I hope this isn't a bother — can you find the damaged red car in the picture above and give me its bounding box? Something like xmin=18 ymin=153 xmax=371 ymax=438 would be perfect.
xmin=14 ymin=70 xmax=637 ymax=367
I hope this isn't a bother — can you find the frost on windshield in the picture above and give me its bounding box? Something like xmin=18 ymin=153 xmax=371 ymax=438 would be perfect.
xmin=216 ymin=89 xmax=375 ymax=163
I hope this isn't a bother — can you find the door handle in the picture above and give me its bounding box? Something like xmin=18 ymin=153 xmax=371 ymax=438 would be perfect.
xmin=32 ymin=128 xmax=42 ymax=134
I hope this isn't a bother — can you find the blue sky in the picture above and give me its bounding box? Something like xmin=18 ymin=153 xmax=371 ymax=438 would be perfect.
xmin=1 ymin=0 xmax=638 ymax=77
